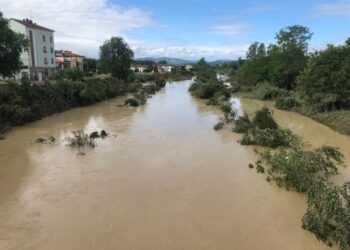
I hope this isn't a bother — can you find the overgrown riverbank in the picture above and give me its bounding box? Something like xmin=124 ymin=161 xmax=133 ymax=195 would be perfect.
xmin=190 ymin=57 xmax=350 ymax=249
xmin=218 ymin=25 xmax=350 ymax=136
xmin=0 ymin=74 xmax=172 ymax=135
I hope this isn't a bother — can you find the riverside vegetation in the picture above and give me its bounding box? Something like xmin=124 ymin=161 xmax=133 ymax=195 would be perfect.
xmin=190 ymin=58 xmax=350 ymax=249
xmin=220 ymin=25 xmax=350 ymax=136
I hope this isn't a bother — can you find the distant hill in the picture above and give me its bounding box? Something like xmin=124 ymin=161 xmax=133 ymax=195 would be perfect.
xmin=136 ymin=57 xmax=195 ymax=65
xmin=208 ymin=60 xmax=234 ymax=66
xmin=136 ymin=57 xmax=233 ymax=66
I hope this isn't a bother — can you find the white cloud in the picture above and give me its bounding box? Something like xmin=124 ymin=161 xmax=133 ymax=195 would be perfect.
xmin=131 ymin=42 xmax=249 ymax=61
xmin=316 ymin=1 xmax=350 ymax=17
xmin=209 ymin=22 xmax=250 ymax=36
xmin=0 ymin=0 xmax=155 ymax=57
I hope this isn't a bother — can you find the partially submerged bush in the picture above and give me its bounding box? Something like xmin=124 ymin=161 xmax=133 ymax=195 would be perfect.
xmin=302 ymin=181 xmax=350 ymax=249
xmin=35 ymin=136 xmax=56 ymax=144
xmin=125 ymin=97 xmax=139 ymax=107
xmin=220 ymin=102 xmax=235 ymax=122
xmin=241 ymin=127 xmax=300 ymax=148
xmin=247 ymin=127 xmax=349 ymax=249
xmin=213 ymin=121 xmax=224 ymax=131
xmin=66 ymin=130 xmax=96 ymax=148
xmin=260 ymin=146 xmax=343 ymax=192
xmin=251 ymin=106 xmax=278 ymax=129
xmin=233 ymin=114 xmax=251 ymax=133
xmin=233 ymin=106 xmax=298 ymax=148
xmin=276 ymin=96 xmax=301 ymax=111
xmin=252 ymin=82 xmax=288 ymax=100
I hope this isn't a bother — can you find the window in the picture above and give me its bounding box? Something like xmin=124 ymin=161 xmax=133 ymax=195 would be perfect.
xmin=42 ymin=35 xmax=46 ymax=42
xmin=51 ymin=58 xmax=54 ymax=64
xmin=50 ymin=36 xmax=53 ymax=43
xmin=44 ymin=58 xmax=48 ymax=64
xmin=50 ymin=47 xmax=53 ymax=53
xmin=43 ymin=46 xmax=47 ymax=53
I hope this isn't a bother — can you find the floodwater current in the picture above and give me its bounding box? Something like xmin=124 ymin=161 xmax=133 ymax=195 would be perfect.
xmin=1 ymin=79 xmax=350 ymax=250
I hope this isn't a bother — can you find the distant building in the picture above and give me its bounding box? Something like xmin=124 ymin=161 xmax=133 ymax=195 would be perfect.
xmin=9 ymin=18 xmax=55 ymax=81
xmin=131 ymin=64 xmax=147 ymax=73
xmin=184 ymin=64 xmax=193 ymax=71
xmin=157 ymin=64 xmax=174 ymax=73
xmin=55 ymin=50 xmax=84 ymax=70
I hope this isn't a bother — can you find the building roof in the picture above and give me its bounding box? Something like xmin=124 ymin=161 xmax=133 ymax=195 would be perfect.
xmin=11 ymin=18 xmax=54 ymax=32
xmin=55 ymin=50 xmax=83 ymax=58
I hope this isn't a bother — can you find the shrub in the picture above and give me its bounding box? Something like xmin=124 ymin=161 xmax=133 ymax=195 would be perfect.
xmin=251 ymin=106 xmax=278 ymax=129
xmin=240 ymin=127 xmax=300 ymax=148
xmin=252 ymin=82 xmax=288 ymax=100
xmin=213 ymin=121 xmax=224 ymax=131
xmin=233 ymin=114 xmax=251 ymax=133
xmin=276 ymin=96 xmax=301 ymax=110
xmin=66 ymin=130 xmax=96 ymax=148
xmin=125 ymin=98 xmax=139 ymax=107
xmin=260 ymin=146 xmax=343 ymax=192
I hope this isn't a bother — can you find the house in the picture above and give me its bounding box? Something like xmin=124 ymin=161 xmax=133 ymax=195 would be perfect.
xmin=131 ymin=64 xmax=147 ymax=73
xmin=55 ymin=50 xmax=84 ymax=70
xmin=157 ymin=64 xmax=174 ymax=73
xmin=9 ymin=18 xmax=55 ymax=81
xmin=184 ymin=64 xmax=193 ymax=71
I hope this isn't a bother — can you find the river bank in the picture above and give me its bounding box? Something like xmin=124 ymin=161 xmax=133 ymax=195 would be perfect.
xmin=0 ymin=74 xmax=176 ymax=136
xmin=1 ymin=79 xmax=348 ymax=249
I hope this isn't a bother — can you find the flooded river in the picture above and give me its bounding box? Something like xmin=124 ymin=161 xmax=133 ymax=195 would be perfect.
xmin=1 ymin=80 xmax=349 ymax=250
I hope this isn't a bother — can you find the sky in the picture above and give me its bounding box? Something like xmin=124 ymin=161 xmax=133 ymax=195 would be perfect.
xmin=1 ymin=0 xmax=350 ymax=61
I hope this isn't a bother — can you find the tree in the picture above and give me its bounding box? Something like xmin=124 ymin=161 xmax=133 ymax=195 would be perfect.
xmin=83 ymin=58 xmax=97 ymax=72
xmin=298 ymin=39 xmax=350 ymax=112
xmin=0 ymin=12 xmax=28 ymax=77
xmin=276 ymin=25 xmax=313 ymax=54
xmin=99 ymin=37 xmax=134 ymax=80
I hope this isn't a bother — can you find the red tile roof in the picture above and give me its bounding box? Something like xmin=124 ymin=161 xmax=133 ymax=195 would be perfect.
xmin=11 ymin=18 xmax=54 ymax=32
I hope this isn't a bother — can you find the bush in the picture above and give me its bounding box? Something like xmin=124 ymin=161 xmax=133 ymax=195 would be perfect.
xmin=276 ymin=96 xmax=301 ymax=110
xmin=125 ymin=98 xmax=139 ymax=107
xmin=241 ymin=127 xmax=299 ymax=148
xmin=66 ymin=130 xmax=96 ymax=148
xmin=233 ymin=114 xmax=251 ymax=133
xmin=252 ymin=82 xmax=288 ymax=100
xmin=251 ymin=106 xmax=278 ymax=129
xmin=213 ymin=121 xmax=224 ymax=131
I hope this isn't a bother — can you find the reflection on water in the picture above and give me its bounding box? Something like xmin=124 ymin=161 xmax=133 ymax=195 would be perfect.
xmin=1 ymin=79 xmax=349 ymax=249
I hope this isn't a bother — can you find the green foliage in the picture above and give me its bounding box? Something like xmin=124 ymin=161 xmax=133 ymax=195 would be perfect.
xmin=256 ymin=144 xmax=349 ymax=249
xmin=298 ymin=40 xmax=350 ymax=113
xmin=260 ymin=146 xmax=343 ymax=192
xmin=233 ymin=114 xmax=251 ymax=133
xmin=275 ymin=96 xmax=301 ymax=110
xmin=213 ymin=121 xmax=224 ymax=131
xmin=220 ymin=102 xmax=235 ymax=122
xmin=189 ymin=58 xmax=229 ymax=100
xmin=56 ymin=68 xmax=84 ymax=81
xmin=125 ymin=97 xmax=140 ymax=107
xmin=234 ymin=107 xmax=299 ymax=148
xmin=241 ymin=127 xmax=299 ymax=148
xmin=312 ymin=110 xmax=350 ymax=136
xmin=252 ymin=82 xmax=288 ymax=100
xmin=0 ymin=78 xmax=134 ymax=130
xmin=251 ymin=106 xmax=278 ymax=129
xmin=237 ymin=25 xmax=312 ymax=90
xmin=66 ymin=130 xmax=96 ymax=148
xmin=99 ymin=37 xmax=134 ymax=80
xmin=0 ymin=12 xmax=29 ymax=77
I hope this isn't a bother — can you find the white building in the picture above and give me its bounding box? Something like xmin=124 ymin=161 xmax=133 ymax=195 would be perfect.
xmin=9 ymin=19 xmax=56 ymax=81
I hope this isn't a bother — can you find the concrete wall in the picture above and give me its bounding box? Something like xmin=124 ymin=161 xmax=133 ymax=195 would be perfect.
xmin=9 ymin=20 xmax=30 ymax=66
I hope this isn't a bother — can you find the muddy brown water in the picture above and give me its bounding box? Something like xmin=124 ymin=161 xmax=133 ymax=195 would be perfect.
xmin=1 ymin=80 xmax=349 ymax=250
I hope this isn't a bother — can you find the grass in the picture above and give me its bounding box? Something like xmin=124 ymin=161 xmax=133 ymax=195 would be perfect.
xmin=311 ymin=110 xmax=350 ymax=136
